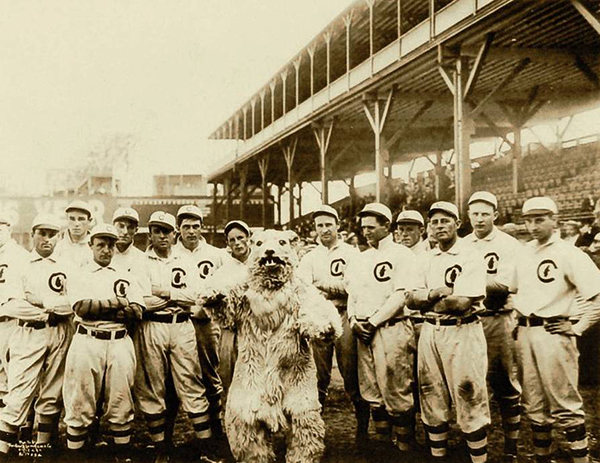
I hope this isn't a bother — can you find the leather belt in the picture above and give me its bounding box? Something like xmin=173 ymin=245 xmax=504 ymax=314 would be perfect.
xmin=77 ymin=325 xmax=127 ymax=341
xmin=385 ymin=317 xmax=407 ymax=327
xmin=0 ymin=317 xmax=10 ymax=323
xmin=424 ymin=314 xmax=479 ymax=327
xmin=517 ymin=316 xmax=569 ymax=327
xmin=480 ymin=310 xmax=512 ymax=317
xmin=18 ymin=320 xmax=46 ymax=330
xmin=144 ymin=312 xmax=190 ymax=324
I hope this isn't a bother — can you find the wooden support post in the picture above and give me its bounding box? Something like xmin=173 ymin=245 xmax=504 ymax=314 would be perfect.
xmin=250 ymin=99 xmax=256 ymax=137
xmin=453 ymin=56 xmax=473 ymax=217
xmin=224 ymin=175 xmax=232 ymax=223
xmin=277 ymin=184 xmax=283 ymax=226
xmin=260 ymin=90 xmax=266 ymax=130
xmin=243 ymin=107 xmax=248 ymax=140
xmin=308 ymin=45 xmax=316 ymax=97
xmin=313 ymin=119 xmax=335 ymax=204
xmin=212 ymin=182 xmax=219 ymax=243
xmin=344 ymin=12 xmax=353 ymax=85
xmin=293 ymin=57 xmax=302 ymax=108
xmin=571 ymin=0 xmax=600 ymax=36
xmin=297 ymin=182 xmax=303 ymax=218
xmin=282 ymin=138 xmax=298 ymax=228
xmin=239 ymin=164 xmax=248 ymax=221
xmin=257 ymin=155 xmax=269 ymax=229
xmin=269 ymin=81 xmax=276 ymax=124
xmin=363 ymin=87 xmax=395 ymax=203
xmin=281 ymin=70 xmax=288 ymax=115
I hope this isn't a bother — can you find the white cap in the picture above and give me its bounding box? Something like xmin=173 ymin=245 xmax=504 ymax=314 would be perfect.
xmin=65 ymin=200 xmax=92 ymax=218
xmin=89 ymin=223 xmax=118 ymax=241
xmin=468 ymin=191 xmax=498 ymax=209
xmin=358 ymin=203 xmax=392 ymax=222
xmin=522 ymin=197 xmax=558 ymax=216
xmin=429 ymin=201 xmax=460 ymax=220
xmin=312 ymin=205 xmax=339 ymax=222
xmin=177 ymin=205 xmax=203 ymax=224
xmin=148 ymin=211 xmax=176 ymax=231
xmin=224 ymin=220 xmax=251 ymax=237
xmin=396 ymin=210 xmax=425 ymax=226
xmin=32 ymin=213 xmax=61 ymax=231
xmin=112 ymin=207 xmax=140 ymax=224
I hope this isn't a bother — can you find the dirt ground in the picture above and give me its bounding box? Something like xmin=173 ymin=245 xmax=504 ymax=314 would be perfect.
xmin=62 ymin=367 xmax=600 ymax=463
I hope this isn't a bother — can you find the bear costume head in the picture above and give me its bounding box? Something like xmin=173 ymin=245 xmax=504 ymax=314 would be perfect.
xmin=249 ymin=230 xmax=298 ymax=291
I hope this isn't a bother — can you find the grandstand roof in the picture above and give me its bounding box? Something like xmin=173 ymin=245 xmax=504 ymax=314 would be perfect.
xmin=208 ymin=0 xmax=600 ymax=186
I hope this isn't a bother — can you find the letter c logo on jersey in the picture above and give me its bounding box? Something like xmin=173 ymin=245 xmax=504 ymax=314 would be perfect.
xmin=444 ymin=265 xmax=462 ymax=288
xmin=197 ymin=261 xmax=214 ymax=280
xmin=537 ymin=259 xmax=558 ymax=283
xmin=484 ymin=252 xmax=499 ymax=275
xmin=48 ymin=272 xmax=66 ymax=294
xmin=172 ymin=268 xmax=187 ymax=288
xmin=330 ymin=258 xmax=346 ymax=277
xmin=0 ymin=264 xmax=7 ymax=284
xmin=113 ymin=279 xmax=130 ymax=297
xmin=373 ymin=262 xmax=393 ymax=282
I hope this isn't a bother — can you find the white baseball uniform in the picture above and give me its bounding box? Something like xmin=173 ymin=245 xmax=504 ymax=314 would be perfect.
xmin=509 ymin=232 xmax=600 ymax=463
xmin=53 ymin=232 xmax=91 ymax=269
xmin=63 ymin=260 xmax=144 ymax=450
xmin=346 ymin=234 xmax=416 ymax=448
xmin=134 ymin=247 xmax=212 ymax=445
xmin=0 ymin=251 xmax=73 ymax=452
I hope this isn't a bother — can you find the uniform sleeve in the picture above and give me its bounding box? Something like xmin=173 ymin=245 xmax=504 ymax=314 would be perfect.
xmin=297 ymin=251 xmax=315 ymax=285
xmin=567 ymin=248 xmax=600 ymax=301
xmin=495 ymin=237 xmax=521 ymax=288
xmin=452 ymin=249 xmax=486 ymax=298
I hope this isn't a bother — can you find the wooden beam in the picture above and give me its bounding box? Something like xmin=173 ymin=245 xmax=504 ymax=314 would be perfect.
xmin=464 ymin=32 xmax=495 ymax=100
xmin=574 ymin=54 xmax=600 ymax=89
xmin=571 ymin=0 xmax=600 ymax=37
xmin=387 ymin=100 xmax=434 ymax=148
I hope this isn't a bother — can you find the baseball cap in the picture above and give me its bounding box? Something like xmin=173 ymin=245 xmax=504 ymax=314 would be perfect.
xmin=65 ymin=200 xmax=92 ymax=218
xmin=224 ymin=220 xmax=251 ymax=237
xmin=112 ymin=207 xmax=140 ymax=224
xmin=428 ymin=201 xmax=460 ymax=220
xmin=522 ymin=197 xmax=558 ymax=216
xmin=396 ymin=210 xmax=425 ymax=226
xmin=358 ymin=203 xmax=392 ymax=222
xmin=468 ymin=191 xmax=498 ymax=209
xmin=177 ymin=205 xmax=203 ymax=224
xmin=312 ymin=205 xmax=339 ymax=222
xmin=148 ymin=211 xmax=176 ymax=231
xmin=89 ymin=223 xmax=118 ymax=241
xmin=31 ymin=213 xmax=61 ymax=232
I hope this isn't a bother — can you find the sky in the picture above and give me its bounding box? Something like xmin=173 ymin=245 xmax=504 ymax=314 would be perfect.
xmin=0 ymin=0 xmax=353 ymax=195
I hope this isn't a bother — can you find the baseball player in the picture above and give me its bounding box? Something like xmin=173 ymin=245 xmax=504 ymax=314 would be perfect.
xmin=297 ymin=205 xmax=370 ymax=448
xmin=172 ymin=205 xmax=227 ymax=436
xmin=210 ymin=220 xmax=252 ymax=397
xmin=0 ymin=214 xmax=30 ymax=411
xmin=508 ymin=197 xmax=600 ymax=463
xmin=345 ymin=203 xmax=417 ymax=452
xmin=0 ymin=214 xmax=73 ymax=457
xmin=63 ymin=224 xmax=144 ymax=462
xmin=465 ymin=191 xmax=522 ymax=461
xmin=134 ymin=211 xmax=215 ymax=463
xmin=406 ymin=201 xmax=490 ymax=463
xmin=54 ymin=200 xmax=93 ymax=268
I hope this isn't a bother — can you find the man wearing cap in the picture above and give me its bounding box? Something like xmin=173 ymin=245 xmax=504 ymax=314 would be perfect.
xmin=54 ymin=200 xmax=93 ymax=268
xmin=297 ymin=205 xmax=370 ymax=448
xmin=0 ymin=214 xmax=73 ymax=458
xmin=63 ymin=224 xmax=144 ymax=462
xmin=465 ymin=191 xmax=522 ymax=461
xmin=0 ymin=214 xmax=29 ymax=411
xmin=111 ymin=207 xmax=145 ymax=271
xmin=172 ymin=204 xmax=228 ymax=436
xmin=394 ymin=210 xmax=429 ymax=256
xmin=208 ymin=220 xmax=252 ymax=397
xmin=135 ymin=211 xmax=215 ymax=463
xmin=406 ymin=201 xmax=490 ymax=463
xmin=508 ymin=197 xmax=600 ymax=463
xmin=345 ymin=203 xmax=417 ymax=451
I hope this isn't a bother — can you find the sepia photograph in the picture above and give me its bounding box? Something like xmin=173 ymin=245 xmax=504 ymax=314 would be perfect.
xmin=1 ymin=0 xmax=600 ymax=462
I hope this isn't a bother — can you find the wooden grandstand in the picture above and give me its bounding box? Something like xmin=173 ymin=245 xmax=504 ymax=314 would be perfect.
xmin=206 ymin=0 xmax=600 ymax=230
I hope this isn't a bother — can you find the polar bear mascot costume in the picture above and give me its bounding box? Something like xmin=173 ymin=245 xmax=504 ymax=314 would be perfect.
xmin=200 ymin=230 xmax=343 ymax=463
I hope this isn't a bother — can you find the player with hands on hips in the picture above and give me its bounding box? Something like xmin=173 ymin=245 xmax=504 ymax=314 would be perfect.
xmin=508 ymin=197 xmax=600 ymax=463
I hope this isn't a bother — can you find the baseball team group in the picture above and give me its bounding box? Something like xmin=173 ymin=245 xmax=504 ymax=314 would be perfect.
xmin=0 ymin=190 xmax=597 ymax=463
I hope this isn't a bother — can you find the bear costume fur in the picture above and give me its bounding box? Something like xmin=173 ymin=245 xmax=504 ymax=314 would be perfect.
xmin=200 ymin=230 xmax=343 ymax=463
